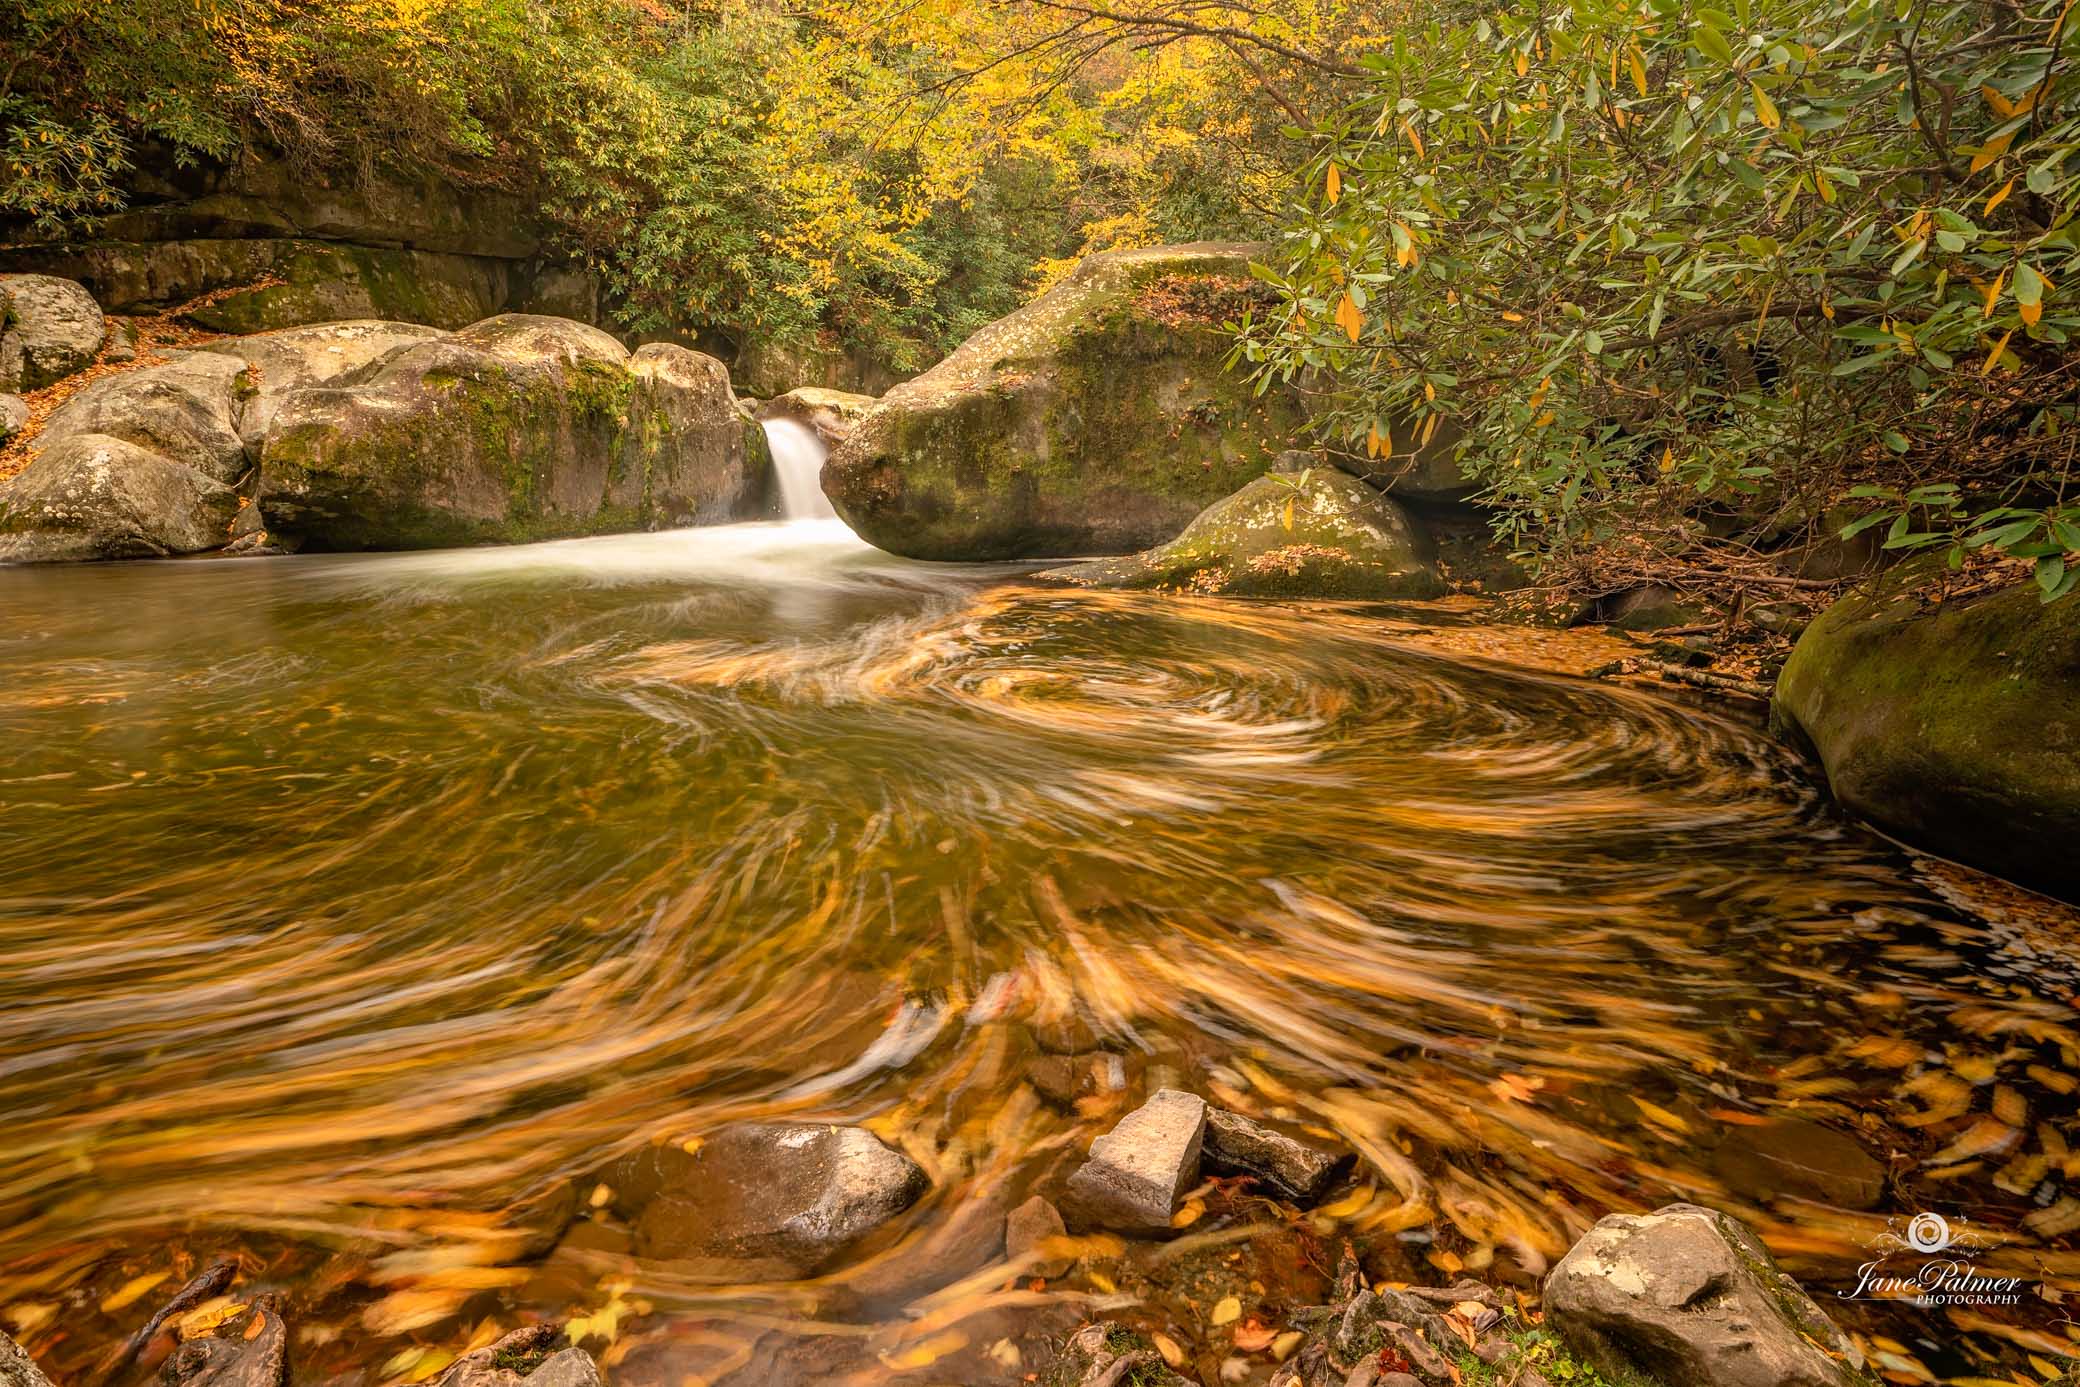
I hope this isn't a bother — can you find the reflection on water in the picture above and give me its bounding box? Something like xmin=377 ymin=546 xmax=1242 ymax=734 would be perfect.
xmin=1 ymin=522 xmax=2076 ymax=1384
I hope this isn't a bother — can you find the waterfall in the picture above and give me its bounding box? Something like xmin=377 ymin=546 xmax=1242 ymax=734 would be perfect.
xmin=760 ymin=417 xmax=838 ymax=521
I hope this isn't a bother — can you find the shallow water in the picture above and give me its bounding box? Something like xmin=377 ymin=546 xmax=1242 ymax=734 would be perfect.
xmin=1 ymin=522 xmax=2076 ymax=1384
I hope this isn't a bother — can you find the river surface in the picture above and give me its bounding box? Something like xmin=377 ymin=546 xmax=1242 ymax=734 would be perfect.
xmin=2 ymin=521 xmax=2077 ymax=1385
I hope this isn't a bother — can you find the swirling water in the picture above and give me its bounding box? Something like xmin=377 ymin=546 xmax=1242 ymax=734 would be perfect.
xmin=1 ymin=521 xmax=2077 ymax=1385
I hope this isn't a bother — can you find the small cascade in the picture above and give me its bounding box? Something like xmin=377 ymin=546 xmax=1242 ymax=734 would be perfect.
xmin=760 ymin=417 xmax=838 ymax=521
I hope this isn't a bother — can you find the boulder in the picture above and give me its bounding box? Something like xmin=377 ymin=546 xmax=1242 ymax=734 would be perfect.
xmin=1039 ymin=467 xmax=1442 ymax=599
xmin=0 ymin=433 xmax=237 ymax=562
xmin=429 ymin=1326 xmax=600 ymax=1387
xmin=1709 ymin=1118 xmax=1886 ymax=1211
xmin=0 ymin=394 xmax=26 ymax=443
xmin=1774 ymin=567 xmax=2080 ymax=901
xmin=1063 ymin=1087 xmax=1206 ymax=1232
xmin=1 ymin=1330 xmax=53 ymax=1387
xmin=1325 ymin=417 xmax=1477 ymax=502
xmin=1202 ymin=1108 xmax=1350 ymax=1204
xmin=0 ymin=240 xmax=506 ymax=331
xmin=756 ymin=387 xmax=879 ymax=449
xmin=38 ymin=352 xmax=250 ymax=483
xmin=160 ymin=1299 xmax=287 ymax=1387
xmin=824 ymin=242 xmax=1306 ymax=560
xmin=194 ymin=319 xmax=444 ymax=447
xmin=608 ymin=1122 xmax=928 ymax=1272
xmin=1544 ymin=1203 xmax=1867 ymax=1387
xmin=1 ymin=274 xmax=104 ymax=390
xmin=260 ymin=315 xmax=761 ymax=550
xmin=735 ymin=333 xmax=906 ymax=401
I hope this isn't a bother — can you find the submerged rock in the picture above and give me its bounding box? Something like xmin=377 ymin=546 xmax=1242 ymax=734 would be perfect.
xmin=1 ymin=274 xmax=103 ymax=391
xmin=1007 ymin=1193 xmax=1072 ymax=1277
xmin=260 ymin=315 xmax=761 ymax=550
xmin=1710 ymin=1117 xmax=1886 ymax=1211
xmin=1202 ymin=1108 xmax=1350 ymax=1204
xmin=429 ymin=1325 xmax=600 ymax=1387
xmin=1040 ymin=468 xmax=1441 ymax=599
xmin=1 ymin=1330 xmax=53 ymax=1387
xmin=1775 ymin=566 xmax=2080 ymax=901
xmin=161 ymin=1298 xmax=288 ymax=1387
xmin=824 ymin=242 xmax=1306 ymax=561
xmin=1063 ymin=1088 xmax=1206 ymax=1232
xmin=1544 ymin=1202 xmax=1866 ymax=1387
xmin=609 ymin=1121 xmax=928 ymax=1271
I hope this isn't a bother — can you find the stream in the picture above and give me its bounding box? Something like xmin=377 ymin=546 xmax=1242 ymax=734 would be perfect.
xmin=2 ymin=520 xmax=2077 ymax=1385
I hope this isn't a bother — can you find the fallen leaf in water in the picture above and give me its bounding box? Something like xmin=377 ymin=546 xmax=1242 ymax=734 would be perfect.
xmin=1489 ymin=1073 xmax=1544 ymax=1104
xmin=879 ymin=1330 xmax=968 ymax=1370
xmin=988 ymin=1339 xmax=1021 ymax=1369
xmin=100 ymin=1271 xmax=170 ymax=1314
xmin=1272 ymin=1331 xmax=1305 ymax=1361
xmin=1152 ymin=1333 xmax=1186 ymax=1369
xmin=1211 ymin=1296 xmax=1241 ymax=1326
xmin=1930 ymin=1117 xmax=2022 ymax=1166
xmin=1172 ymin=1200 xmax=1205 ymax=1229
xmin=2 ymin=1304 xmax=55 ymax=1334
xmin=177 ymin=1298 xmax=245 ymax=1339
xmin=588 ymin=1184 xmax=613 ymax=1208
xmin=1233 ymin=1322 xmax=1277 ymax=1351
xmin=1319 ymin=1186 xmax=1374 ymax=1218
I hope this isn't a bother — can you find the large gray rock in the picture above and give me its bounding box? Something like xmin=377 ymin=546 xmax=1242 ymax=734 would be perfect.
xmin=0 ymin=433 xmax=237 ymax=561
xmin=1 ymin=274 xmax=103 ymax=390
xmin=1 ymin=1330 xmax=53 ymax=1387
xmin=1544 ymin=1203 xmax=1868 ymax=1387
xmin=1040 ymin=467 xmax=1442 ymax=599
xmin=260 ymin=315 xmax=762 ymax=550
xmin=1775 ymin=564 xmax=2080 ymax=902
xmin=1005 ymin=1193 xmax=1071 ymax=1277
xmin=39 ymin=352 xmax=249 ymax=483
xmin=1063 ymin=1088 xmax=1206 ymax=1232
xmin=824 ymin=243 xmax=1306 ymax=561
xmin=0 ymin=394 xmax=26 ymax=444
xmin=609 ymin=1122 xmax=929 ymax=1272
xmin=429 ymin=1326 xmax=600 ymax=1387
xmin=195 ymin=319 xmax=442 ymax=447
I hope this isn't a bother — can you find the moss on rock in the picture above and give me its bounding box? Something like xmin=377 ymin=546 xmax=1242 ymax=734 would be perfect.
xmin=824 ymin=243 xmax=1306 ymax=561
xmin=1774 ymin=564 xmax=2080 ymax=900
xmin=1039 ymin=466 xmax=1443 ymax=599
xmin=260 ymin=315 xmax=757 ymax=550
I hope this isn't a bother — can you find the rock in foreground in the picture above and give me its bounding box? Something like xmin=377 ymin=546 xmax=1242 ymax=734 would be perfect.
xmin=1063 ymin=1087 xmax=1206 ymax=1232
xmin=261 ymin=315 xmax=762 ymax=549
xmin=1040 ymin=467 xmax=1442 ymax=599
xmin=1775 ymin=567 xmax=2080 ymax=901
xmin=2 ymin=1330 xmax=53 ymax=1387
xmin=610 ymin=1122 xmax=928 ymax=1272
xmin=429 ymin=1325 xmax=600 ymax=1387
xmin=824 ymin=242 xmax=1305 ymax=561
xmin=1202 ymin=1108 xmax=1350 ymax=1204
xmin=1544 ymin=1202 xmax=1866 ymax=1387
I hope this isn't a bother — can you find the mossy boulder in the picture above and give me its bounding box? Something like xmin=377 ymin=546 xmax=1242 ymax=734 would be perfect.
xmin=1 ymin=320 xmax=440 ymax=562
xmin=1775 ymin=566 xmax=2080 ymax=900
xmin=259 ymin=314 xmax=760 ymax=550
xmin=1039 ymin=466 xmax=1442 ymax=598
xmin=824 ymin=242 xmax=1306 ymax=560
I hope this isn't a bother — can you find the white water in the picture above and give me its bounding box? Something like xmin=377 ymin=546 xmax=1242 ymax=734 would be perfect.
xmin=761 ymin=417 xmax=839 ymax=521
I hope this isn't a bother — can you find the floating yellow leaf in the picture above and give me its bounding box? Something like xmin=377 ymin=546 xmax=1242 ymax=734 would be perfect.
xmin=100 ymin=1271 xmax=170 ymax=1315
xmin=1152 ymin=1333 xmax=1186 ymax=1369
xmin=1211 ymin=1296 xmax=1242 ymax=1326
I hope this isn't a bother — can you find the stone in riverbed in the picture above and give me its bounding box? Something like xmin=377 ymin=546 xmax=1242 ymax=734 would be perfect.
xmin=429 ymin=1325 xmax=600 ymax=1387
xmin=1063 ymin=1087 xmax=1206 ymax=1232
xmin=1710 ymin=1117 xmax=1886 ymax=1211
xmin=160 ymin=1298 xmax=288 ymax=1387
xmin=1006 ymin=1193 xmax=1071 ymax=1277
xmin=1038 ymin=467 xmax=1442 ymax=600
xmin=2 ymin=1330 xmax=53 ymax=1387
xmin=1202 ymin=1108 xmax=1350 ymax=1204
xmin=1543 ymin=1202 xmax=1867 ymax=1387
xmin=609 ymin=1122 xmax=928 ymax=1272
